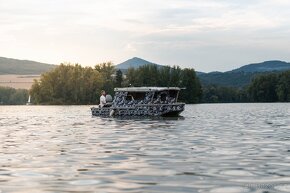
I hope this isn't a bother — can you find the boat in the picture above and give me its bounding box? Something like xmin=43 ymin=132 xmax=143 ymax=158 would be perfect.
xmin=91 ymin=87 xmax=185 ymax=117
xmin=26 ymin=95 xmax=31 ymax=105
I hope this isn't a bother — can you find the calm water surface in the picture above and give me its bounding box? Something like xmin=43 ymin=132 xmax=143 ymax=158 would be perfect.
xmin=1 ymin=104 xmax=290 ymax=193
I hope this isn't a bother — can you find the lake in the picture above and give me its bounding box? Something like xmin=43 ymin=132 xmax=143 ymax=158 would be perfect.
xmin=0 ymin=104 xmax=290 ymax=193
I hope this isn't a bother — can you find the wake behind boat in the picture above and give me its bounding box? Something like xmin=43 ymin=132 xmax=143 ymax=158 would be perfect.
xmin=91 ymin=87 xmax=185 ymax=117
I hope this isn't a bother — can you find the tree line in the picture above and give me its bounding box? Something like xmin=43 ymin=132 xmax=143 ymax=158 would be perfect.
xmin=124 ymin=65 xmax=202 ymax=103
xmin=248 ymin=71 xmax=290 ymax=102
xmin=30 ymin=63 xmax=202 ymax=104
xmin=0 ymin=86 xmax=28 ymax=105
xmin=31 ymin=63 xmax=108 ymax=104
xmin=2 ymin=63 xmax=290 ymax=105
xmin=202 ymin=70 xmax=290 ymax=103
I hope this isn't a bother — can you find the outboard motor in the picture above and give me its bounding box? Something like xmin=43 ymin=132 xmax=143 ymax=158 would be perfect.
xmin=103 ymin=94 xmax=113 ymax=107
xmin=105 ymin=94 xmax=114 ymax=116
xmin=106 ymin=95 xmax=113 ymax=103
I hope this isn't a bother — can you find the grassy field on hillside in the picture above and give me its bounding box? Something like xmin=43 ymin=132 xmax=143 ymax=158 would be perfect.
xmin=0 ymin=74 xmax=40 ymax=89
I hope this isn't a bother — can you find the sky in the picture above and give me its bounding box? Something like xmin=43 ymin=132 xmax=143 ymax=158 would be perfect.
xmin=1 ymin=0 xmax=290 ymax=72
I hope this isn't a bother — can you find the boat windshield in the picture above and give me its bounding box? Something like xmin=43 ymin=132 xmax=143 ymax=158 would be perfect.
xmin=126 ymin=92 xmax=146 ymax=101
xmin=113 ymin=89 xmax=179 ymax=106
xmin=152 ymin=90 xmax=178 ymax=104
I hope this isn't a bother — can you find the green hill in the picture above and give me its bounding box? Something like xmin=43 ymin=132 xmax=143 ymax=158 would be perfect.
xmin=0 ymin=57 xmax=55 ymax=75
xmin=198 ymin=60 xmax=290 ymax=87
xmin=231 ymin=60 xmax=290 ymax=73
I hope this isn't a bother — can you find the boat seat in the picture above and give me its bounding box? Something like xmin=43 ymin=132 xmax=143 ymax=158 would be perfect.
xmin=103 ymin=103 xmax=112 ymax=107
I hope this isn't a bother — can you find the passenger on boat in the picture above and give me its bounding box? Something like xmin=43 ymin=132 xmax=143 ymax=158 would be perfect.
xmin=99 ymin=90 xmax=106 ymax=108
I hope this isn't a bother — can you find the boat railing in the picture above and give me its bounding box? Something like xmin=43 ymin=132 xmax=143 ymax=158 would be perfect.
xmin=108 ymin=103 xmax=184 ymax=109
xmin=135 ymin=103 xmax=184 ymax=106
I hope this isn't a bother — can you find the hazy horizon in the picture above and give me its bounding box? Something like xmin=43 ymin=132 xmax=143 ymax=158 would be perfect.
xmin=1 ymin=0 xmax=290 ymax=72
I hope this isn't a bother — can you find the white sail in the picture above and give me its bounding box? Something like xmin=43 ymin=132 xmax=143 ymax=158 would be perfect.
xmin=26 ymin=95 xmax=31 ymax=105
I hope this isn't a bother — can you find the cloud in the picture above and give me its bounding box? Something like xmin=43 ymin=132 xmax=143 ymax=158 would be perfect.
xmin=0 ymin=0 xmax=290 ymax=71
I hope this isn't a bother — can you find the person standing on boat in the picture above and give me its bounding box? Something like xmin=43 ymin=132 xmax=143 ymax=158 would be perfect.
xmin=99 ymin=90 xmax=106 ymax=108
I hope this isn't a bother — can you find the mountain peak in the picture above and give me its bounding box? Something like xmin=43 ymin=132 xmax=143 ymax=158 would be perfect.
xmin=116 ymin=57 xmax=162 ymax=69
xmin=131 ymin=57 xmax=142 ymax=60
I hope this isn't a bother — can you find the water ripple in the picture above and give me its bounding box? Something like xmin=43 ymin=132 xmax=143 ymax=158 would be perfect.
xmin=0 ymin=104 xmax=290 ymax=192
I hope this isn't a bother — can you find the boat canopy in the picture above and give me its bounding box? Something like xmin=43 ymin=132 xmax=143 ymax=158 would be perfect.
xmin=114 ymin=87 xmax=181 ymax=92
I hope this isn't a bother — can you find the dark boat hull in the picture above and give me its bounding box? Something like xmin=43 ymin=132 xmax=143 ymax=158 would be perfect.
xmin=162 ymin=109 xmax=183 ymax=117
xmin=91 ymin=103 xmax=185 ymax=117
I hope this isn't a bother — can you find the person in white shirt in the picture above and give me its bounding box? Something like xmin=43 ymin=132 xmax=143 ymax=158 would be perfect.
xmin=99 ymin=90 xmax=106 ymax=108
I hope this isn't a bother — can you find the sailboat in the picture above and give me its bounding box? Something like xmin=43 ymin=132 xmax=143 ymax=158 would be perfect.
xmin=26 ymin=95 xmax=31 ymax=105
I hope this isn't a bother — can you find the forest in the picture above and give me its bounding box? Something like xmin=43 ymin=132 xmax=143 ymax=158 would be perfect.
xmin=30 ymin=63 xmax=202 ymax=104
xmin=1 ymin=63 xmax=290 ymax=105
xmin=248 ymin=71 xmax=290 ymax=102
xmin=0 ymin=86 xmax=28 ymax=105
xmin=202 ymin=71 xmax=290 ymax=103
